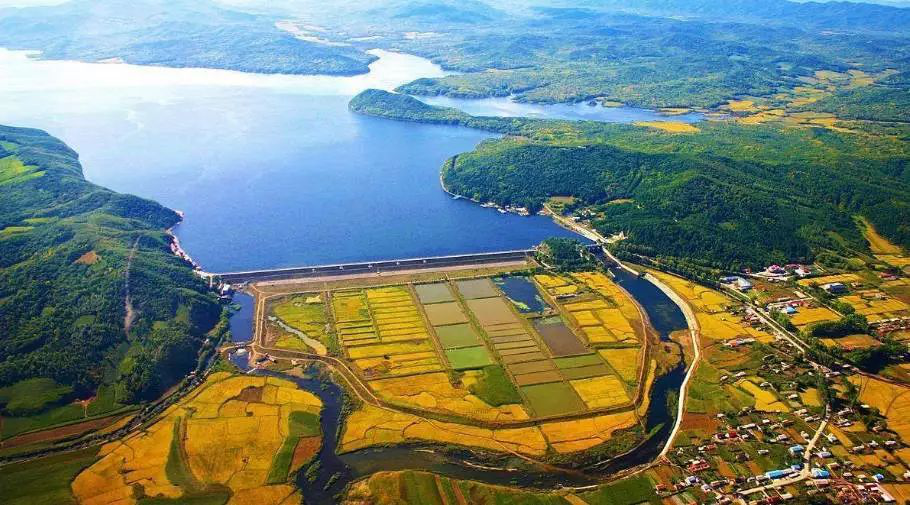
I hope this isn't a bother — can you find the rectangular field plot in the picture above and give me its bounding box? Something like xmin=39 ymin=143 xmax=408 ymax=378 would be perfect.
xmin=434 ymin=323 xmax=480 ymax=349
xmin=534 ymin=274 xmax=580 ymax=297
xmin=445 ymin=346 xmax=494 ymax=370
xmin=598 ymin=348 xmax=641 ymax=383
xmin=534 ymin=317 xmax=588 ymax=356
xmin=553 ymin=353 xmax=611 ymax=379
xmin=466 ymin=297 xmax=518 ymax=326
xmin=332 ymin=291 xmax=370 ymax=322
xmin=514 ymin=370 xmax=564 ymax=386
xmin=423 ymin=302 xmax=468 ymax=326
xmin=414 ymin=282 xmax=455 ymax=304
xmin=364 ymin=287 xmax=430 ymax=342
xmin=508 ymin=360 xmax=556 ymax=375
xmin=456 ymin=278 xmax=500 ymax=299
xmin=354 ymin=351 xmax=443 ymax=378
xmin=347 ymin=340 xmax=433 ymax=359
xmin=570 ymin=375 xmax=630 ymax=409
xmin=561 ymin=364 xmax=612 ymax=380
xmin=553 ymin=354 xmax=603 ymax=369
xmin=520 ymin=382 xmax=586 ymax=417
xmin=563 ymin=299 xmax=638 ymax=345
xmin=498 ymin=346 xmax=541 ymax=356
xmin=501 ymin=351 xmax=546 ymax=364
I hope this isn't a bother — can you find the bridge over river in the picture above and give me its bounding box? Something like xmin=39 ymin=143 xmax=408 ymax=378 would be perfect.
xmin=210 ymin=244 xmax=603 ymax=284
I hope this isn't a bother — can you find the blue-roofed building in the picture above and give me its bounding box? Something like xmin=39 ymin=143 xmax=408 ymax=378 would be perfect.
xmin=789 ymin=445 xmax=804 ymax=456
xmin=811 ymin=468 xmax=830 ymax=479
xmin=765 ymin=469 xmax=794 ymax=480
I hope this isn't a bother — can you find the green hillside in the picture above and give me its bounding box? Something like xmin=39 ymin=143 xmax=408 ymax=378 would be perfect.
xmin=0 ymin=125 xmax=220 ymax=424
xmin=351 ymin=89 xmax=910 ymax=272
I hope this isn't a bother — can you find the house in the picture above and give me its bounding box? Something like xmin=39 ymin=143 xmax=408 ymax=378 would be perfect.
xmin=812 ymin=468 xmax=831 ymax=479
xmin=766 ymin=469 xmax=795 ymax=480
xmin=736 ymin=278 xmax=754 ymax=291
xmin=823 ymin=282 xmax=848 ymax=294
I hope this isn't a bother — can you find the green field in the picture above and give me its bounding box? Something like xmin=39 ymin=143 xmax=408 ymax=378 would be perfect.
xmin=520 ymin=382 xmax=586 ymax=417
xmin=267 ymin=410 xmax=321 ymax=484
xmin=468 ymin=365 xmax=522 ymax=406
xmin=434 ymin=323 xmax=481 ymax=349
xmin=444 ymin=346 xmax=494 ymax=370
xmin=0 ymin=377 xmax=73 ymax=417
xmin=414 ymin=283 xmax=454 ymax=304
xmin=580 ymin=475 xmax=662 ymax=505
xmin=553 ymin=354 xmax=604 ymax=369
xmin=0 ymin=447 xmax=99 ymax=505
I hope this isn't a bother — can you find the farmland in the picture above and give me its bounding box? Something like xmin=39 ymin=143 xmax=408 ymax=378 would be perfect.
xmin=69 ymin=372 xmax=320 ymax=505
xmin=257 ymin=268 xmax=654 ymax=456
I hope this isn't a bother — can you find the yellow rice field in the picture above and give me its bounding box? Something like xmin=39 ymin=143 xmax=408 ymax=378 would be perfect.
xmin=341 ymin=401 xmax=638 ymax=456
xmin=337 ymin=286 xmax=446 ymax=377
xmin=737 ymin=379 xmax=790 ymax=413
xmin=340 ymin=404 xmax=548 ymax=457
xmin=72 ymin=373 xmax=317 ymax=505
xmin=650 ymin=270 xmax=775 ymax=343
xmin=726 ymin=100 xmax=758 ymax=112
xmin=841 ymin=290 xmax=910 ymax=322
xmin=368 ymin=372 xmax=529 ymax=422
xmin=797 ymin=273 xmax=862 ymax=287
xmin=851 ymin=375 xmax=910 ymax=442
xmin=570 ymin=375 xmax=630 ymax=410
xmin=821 ymin=334 xmax=881 ymax=350
xmin=634 ymin=121 xmax=700 ymax=133
xmin=790 ymin=306 xmax=840 ymax=328
xmin=550 ymin=272 xmax=642 ymax=346
xmin=538 ymin=411 xmax=639 ymax=453
xmin=598 ymin=348 xmax=640 ymax=383
xmin=648 ymin=271 xmax=728 ymax=313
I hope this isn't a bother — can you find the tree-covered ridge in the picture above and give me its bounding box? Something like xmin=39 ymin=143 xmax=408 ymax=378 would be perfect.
xmin=390 ymin=6 xmax=910 ymax=109
xmin=0 ymin=0 xmax=377 ymax=76
xmin=0 ymin=125 xmax=220 ymax=412
xmin=350 ymin=89 xmax=910 ymax=271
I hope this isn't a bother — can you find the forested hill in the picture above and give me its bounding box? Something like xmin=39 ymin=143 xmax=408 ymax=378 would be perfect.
xmin=351 ymin=89 xmax=910 ymax=272
xmin=0 ymin=0 xmax=377 ymax=75
xmin=590 ymin=0 xmax=910 ymax=33
xmin=0 ymin=125 xmax=220 ymax=414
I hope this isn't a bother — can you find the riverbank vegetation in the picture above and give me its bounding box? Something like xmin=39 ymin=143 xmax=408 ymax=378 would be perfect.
xmin=0 ymin=125 xmax=221 ymax=437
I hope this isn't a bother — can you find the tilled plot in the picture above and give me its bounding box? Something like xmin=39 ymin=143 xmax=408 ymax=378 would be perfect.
xmin=534 ymin=317 xmax=588 ymax=357
xmin=466 ymin=297 xmax=517 ymax=326
xmin=445 ymin=346 xmax=495 ymax=370
xmin=456 ymin=278 xmax=500 ymax=299
xmin=513 ymin=370 xmax=563 ymax=386
xmin=434 ymin=323 xmax=481 ymax=349
xmin=423 ymin=302 xmax=469 ymax=326
xmin=520 ymin=382 xmax=586 ymax=417
xmin=414 ymin=282 xmax=455 ymax=304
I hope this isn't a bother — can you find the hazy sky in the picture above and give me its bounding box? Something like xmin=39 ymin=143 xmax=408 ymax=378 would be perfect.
xmin=0 ymin=0 xmax=67 ymax=6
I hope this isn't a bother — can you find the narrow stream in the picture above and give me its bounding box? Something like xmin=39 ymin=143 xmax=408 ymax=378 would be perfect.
xmin=230 ymin=267 xmax=691 ymax=500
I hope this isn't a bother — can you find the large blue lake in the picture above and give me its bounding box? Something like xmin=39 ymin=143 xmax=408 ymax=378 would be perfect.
xmin=0 ymin=49 xmax=687 ymax=272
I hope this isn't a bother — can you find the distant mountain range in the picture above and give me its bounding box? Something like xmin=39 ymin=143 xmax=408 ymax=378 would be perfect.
xmin=0 ymin=0 xmax=378 ymax=74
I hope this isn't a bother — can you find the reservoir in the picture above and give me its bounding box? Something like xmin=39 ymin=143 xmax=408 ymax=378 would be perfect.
xmin=0 ymin=48 xmax=694 ymax=273
xmin=0 ymin=48 xmax=581 ymax=272
xmin=418 ymin=95 xmax=704 ymax=123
